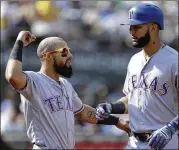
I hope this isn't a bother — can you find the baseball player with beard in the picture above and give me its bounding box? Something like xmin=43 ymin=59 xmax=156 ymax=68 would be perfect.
xmin=5 ymin=31 xmax=130 ymax=149
xmin=96 ymin=3 xmax=178 ymax=149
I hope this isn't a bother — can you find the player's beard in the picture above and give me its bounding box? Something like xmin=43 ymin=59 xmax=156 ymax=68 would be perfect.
xmin=54 ymin=59 xmax=73 ymax=78
xmin=132 ymin=30 xmax=151 ymax=48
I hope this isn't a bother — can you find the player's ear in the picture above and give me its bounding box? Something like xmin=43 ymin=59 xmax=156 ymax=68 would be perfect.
xmin=43 ymin=53 xmax=53 ymax=62
xmin=151 ymin=23 xmax=157 ymax=32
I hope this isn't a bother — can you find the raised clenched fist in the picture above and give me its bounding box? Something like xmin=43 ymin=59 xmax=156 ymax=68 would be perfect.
xmin=16 ymin=31 xmax=36 ymax=47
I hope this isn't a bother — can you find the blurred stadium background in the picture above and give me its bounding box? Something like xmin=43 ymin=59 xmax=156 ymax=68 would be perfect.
xmin=1 ymin=1 xmax=178 ymax=149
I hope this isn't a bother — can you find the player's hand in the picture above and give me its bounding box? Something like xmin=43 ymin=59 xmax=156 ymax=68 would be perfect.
xmin=148 ymin=124 xmax=175 ymax=149
xmin=16 ymin=31 xmax=36 ymax=47
xmin=116 ymin=118 xmax=131 ymax=136
xmin=96 ymin=103 xmax=112 ymax=120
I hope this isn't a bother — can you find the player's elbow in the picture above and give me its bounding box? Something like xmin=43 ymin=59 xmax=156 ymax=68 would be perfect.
xmin=6 ymin=75 xmax=27 ymax=90
xmin=5 ymin=69 xmax=16 ymax=82
xmin=5 ymin=70 xmax=12 ymax=82
xmin=5 ymin=73 xmax=18 ymax=87
xmin=5 ymin=71 xmax=25 ymax=89
xmin=5 ymin=66 xmax=21 ymax=81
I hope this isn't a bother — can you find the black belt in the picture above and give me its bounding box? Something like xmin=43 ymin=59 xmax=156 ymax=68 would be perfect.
xmin=131 ymin=131 xmax=154 ymax=142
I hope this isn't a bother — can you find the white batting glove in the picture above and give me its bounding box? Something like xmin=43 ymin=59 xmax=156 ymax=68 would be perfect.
xmin=96 ymin=103 xmax=112 ymax=120
xmin=148 ymin=123 xmax=177 ymax=149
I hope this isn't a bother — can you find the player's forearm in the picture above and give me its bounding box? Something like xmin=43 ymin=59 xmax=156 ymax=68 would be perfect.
xmin=5 ymin=40 xmax=25 ymax=88
xmin=75 ymin=104 xmax=119 ymax=125
xmin=6 ymin=59 xmax=23 ymax=81
xmin=6 ymin=40 xmax=23 ymax=79
xmin=75 ymin=104 xmax=98 ymax=124
xmin=111 ymin=96 xmax=128 ymax=114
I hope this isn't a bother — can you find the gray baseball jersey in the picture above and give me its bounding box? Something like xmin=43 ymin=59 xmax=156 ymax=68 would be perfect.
xmin=16 ymin=71 xmax=84 ymax=149
xmin=123 ymin=45 xmax=178 ymax=132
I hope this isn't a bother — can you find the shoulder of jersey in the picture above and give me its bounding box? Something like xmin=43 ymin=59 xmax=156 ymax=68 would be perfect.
xmin=163 ymin=45 xmax=178 ymax=57
xmin=24 ymin=71 xmax=39 ymax=78
xmin=130 ymin=45 xmax=178 ymax=62
xmin=25 ymin=71 xmax=43 ymax=81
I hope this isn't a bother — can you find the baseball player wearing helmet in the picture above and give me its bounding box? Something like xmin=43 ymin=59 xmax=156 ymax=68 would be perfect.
xmin=96 ymin=3 xmax=178 ymax=149
xmin=5 ymin=31 xmax=130 ymax=149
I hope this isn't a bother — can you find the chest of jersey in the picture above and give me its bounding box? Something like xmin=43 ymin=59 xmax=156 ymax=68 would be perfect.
xmin=127 ymin=59 xmax=171 ymax=96
xmin=32 ymin=78 xmax=73 ymax=114
xmin=45 ymin=82 xmax=73 ymax=113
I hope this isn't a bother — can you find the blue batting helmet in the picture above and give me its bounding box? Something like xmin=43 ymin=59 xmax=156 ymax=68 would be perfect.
xmin=121 ymin=3 xmax=164 ymax=30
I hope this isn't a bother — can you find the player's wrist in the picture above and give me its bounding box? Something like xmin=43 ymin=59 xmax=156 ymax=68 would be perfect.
xmin=97 ymin=115 xmax=119 ymax=125
xmin=166 ymin=122 xmax=178 ymax=134
xmin=110 ymin=101 xmax=125 ymax=114
xmin=16 ymin=39 xmax=24 ymax=46
xmin=9 ymin=40 xmax=24 ymax=62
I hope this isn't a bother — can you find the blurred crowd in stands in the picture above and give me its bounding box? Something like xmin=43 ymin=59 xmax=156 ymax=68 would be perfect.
xmin=1 ymin=1 xmax=178 ymax=148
